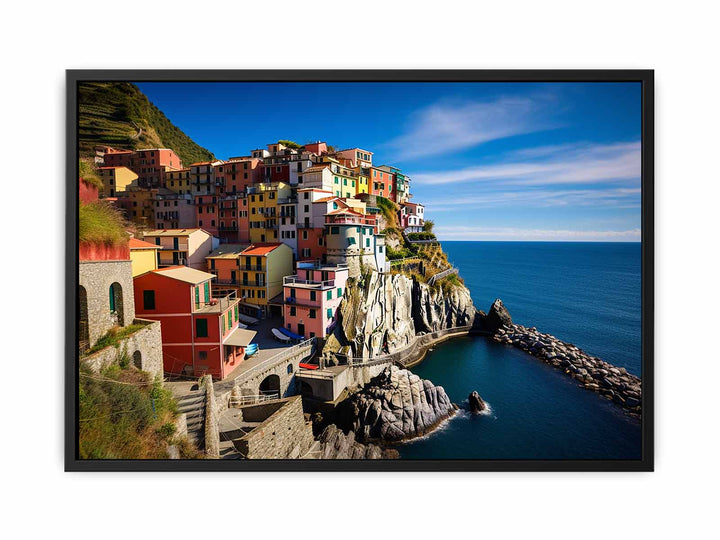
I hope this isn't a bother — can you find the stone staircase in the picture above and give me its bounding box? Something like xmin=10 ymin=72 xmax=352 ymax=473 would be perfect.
xmin=175 ymin=390 xmax=206 ymax=447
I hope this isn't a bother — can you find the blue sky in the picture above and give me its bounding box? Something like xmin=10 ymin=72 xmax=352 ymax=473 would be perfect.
xmin=137 ymin=82 xmax=641 ymax=242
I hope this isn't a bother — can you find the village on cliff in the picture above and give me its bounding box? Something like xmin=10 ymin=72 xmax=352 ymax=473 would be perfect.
xmin=79 ymin=140 xmax=472 ymax=459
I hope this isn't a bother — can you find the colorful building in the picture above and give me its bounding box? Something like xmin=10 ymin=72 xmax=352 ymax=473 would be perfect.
xmin=334 ymin=148 xmax=373 ymax=169
xmin=128 ymin=238 xmax=159 ymax=277
xmin=190 ymin=162 xmax=216 ymax=196
xmin=133 ymin=266 xmax=253 ymax=379
xmin=377 ymin=165 xmax=410 ymax=203
xmin=115 ymin=186 xmax=158 ymax=228
xmin=234 ymin=243 xmax=293 ymax=318
xmin=205 ymin=244 xmax=251 ymax=290
xmin=325 ymin=209 xmax=386 ymax=276
xmin=97 ymin=166 xmax=139 ymax=197
xmin=195 ymin=194 xmax=219 ymax=236
xmin=218 ymin=193 xmax=250 ymax=244
xmin=152 ymin=189 xmax=195 ymax=230
xmin=142 ymin=228 xmax=218 ymax=269
xmin=164 ymin=168 xmax=192 ymax=195
xmin=399 ymin=202 xmax=425 ymax=233
xmin=282 ymin=261 xmax=349 ymax=339
xmin=369 ymin=166 xmax=394 ymax=200
xmin=296 ymin=188 xmax=333 ymax=262
xmin=247 ymin=182 xmax=291 ymax=243
xmin=220 ymin=157 xmax=262 ymax=194
xmin=104 ymin=148 xmax=182 ymax=188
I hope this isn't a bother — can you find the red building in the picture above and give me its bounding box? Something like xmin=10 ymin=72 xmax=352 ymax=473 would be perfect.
xmin=220 ymin=157 xmax=263 ymax=194
xmin=261 ymin=162 xmax=290 ymax=184
xmin=218 ymin=194 xmax=250 ymax=243
xmin=133 ymin=266 xmax=254 ymax=379
xmin=195 ymin=194 xmax=219 ymax=237
xmin=369 ymin=166 xmax=394 ymax=200
xmin=104 ymin=148 xmax=182 ymax=188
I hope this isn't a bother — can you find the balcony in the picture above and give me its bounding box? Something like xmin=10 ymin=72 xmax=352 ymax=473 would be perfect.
xmin=284 ymin=276 xmax=335 ymax=289
xmin=277 ymin=197 xmax=298 ymax=205
xmin=193 ymin=290 xmax=240 ymax=314
xmin=241 ymin=264 xmax=264 ymax=271
xmin=325 ymin=216 xmax=376 ymax=226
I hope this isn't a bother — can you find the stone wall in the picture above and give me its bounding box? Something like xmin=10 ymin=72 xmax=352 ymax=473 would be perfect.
xmin=232 ymin=396 xmax=314 ymax=459
xmin=81 ymin=318 xmax=163 ymax=379
xmin=201 ymin=375 xmax=220 ymax=458
xmin=79 ymin=259 xmax=136 ymax=346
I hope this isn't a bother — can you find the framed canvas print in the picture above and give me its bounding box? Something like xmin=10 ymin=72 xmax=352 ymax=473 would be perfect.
xmin=66 ymin=70 xmax=653 ymax=471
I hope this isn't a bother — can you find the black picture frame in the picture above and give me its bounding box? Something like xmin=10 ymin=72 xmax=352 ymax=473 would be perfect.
xmin=66 ymin=69 xmax=654 ymax=472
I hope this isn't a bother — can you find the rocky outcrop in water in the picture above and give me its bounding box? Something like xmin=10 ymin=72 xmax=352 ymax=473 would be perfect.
xmin=468 ymin=391 xmax=487 ymax=413
xmin=318 ymin=425 xmax=399 ymax=459
xmin=472 ymin=298 xmax=513 ymax=333
xmin=493 ymin=324 xmax=642 ymax=414
xmin=338 ymin=365 xmax=456 ymax=442
xmin=324 ymin=272 xmax=476 ymax=361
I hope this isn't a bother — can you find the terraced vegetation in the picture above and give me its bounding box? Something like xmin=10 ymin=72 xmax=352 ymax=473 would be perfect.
xmin=79 ymin=200 xmax=129 ymax=246
xmin=78 ymin=82 xmax=215 ymax=165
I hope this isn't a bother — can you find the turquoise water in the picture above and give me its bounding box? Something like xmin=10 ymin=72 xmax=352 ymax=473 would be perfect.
xmin=400 ymin=242 xmax=642 ymax=460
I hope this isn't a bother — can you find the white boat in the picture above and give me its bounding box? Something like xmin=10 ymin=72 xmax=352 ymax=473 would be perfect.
xmin=272 ymin=328 xmax=292 ymax=342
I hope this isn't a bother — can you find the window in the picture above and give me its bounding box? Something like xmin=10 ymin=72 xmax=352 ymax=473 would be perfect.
xmin=334 ymin=177 xmax=339 ymax=184
xmin=309 ymin=309 xmax=316 ymax=319
xmin=143 ymin=290 xmax=155 ymax=310
xmin=302 ymin=230 xmax=308 ymax=240
xmin=199 ymin=351 xmax=207 ymax=361
xmin=195 ymin=318 xmax=208 ymax=338
xmin=366 ymin=238 xmax=371 ymax=248
xmin=290 ymin=306 xmax=296 ymax=316
xmin=337 ymin=287 xmax=342 ymax=297
xmin=348 ymin=237 xmax=356 ymax=245
xmin=310 ymin=290 xmax=316 ymax=301
xmin=327 ymin=308 xmax=332 ymax=319
xmin=330 ymin=226 xmax=339 ymax=234
xmin=327 ymin=290 xmax=332 ymax=300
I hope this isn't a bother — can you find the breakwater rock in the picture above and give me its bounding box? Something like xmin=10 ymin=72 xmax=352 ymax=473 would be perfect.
xmin=324 ymin=271 xmax=476 ymax=362
xmin=493 ymin=324 xmax=642 ymax=414
xmin=318 ymin=425 xmax=399 ymax=459
xmin=338 ymin=365 xmax=456 ymax=442
xmin=468 ymin=391 xmax=487 ymax=413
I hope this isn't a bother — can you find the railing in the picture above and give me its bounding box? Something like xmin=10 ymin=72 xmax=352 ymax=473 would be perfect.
xmin=220 ymin=338 xmax=316 ymax=390
xmin=194 ymin=290 xmax=238 ymax=313
xmin=229 ymin=392 xmax=280 ymax=406
xmin=242 ymin=265 xmax=264 ymax=271
xmin=427 ymin=267 xmax=458 ymax=285
xmin=277 ymin=197 xmax=298 ymax=205
xmin=343 ymin=326 xmax=472 ymax=367
xmin=297 ymin=260 xmax=348 ymax=270
xmin=283 ymin=276 xmax=336 ymax=288
xmin=325 ymin=216 xmax=377 ymax=226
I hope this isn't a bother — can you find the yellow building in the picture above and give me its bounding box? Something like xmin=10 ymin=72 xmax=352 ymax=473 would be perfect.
xmin=98 ymin=166 xmax=139 ymax=197
xmin=164 ymin=168 xmax=192 ymax=195
xmin=128 ymin=238 xmax=159 ymax=277
xmin=237 ymin=243 xmax=293 ymax=317
xmin=248 ymin=182 xmax=291 ymax=243
xmin=355 ymin=170 xmax=369 ymax=195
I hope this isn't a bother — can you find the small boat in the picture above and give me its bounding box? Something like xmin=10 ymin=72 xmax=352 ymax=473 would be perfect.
xmin=245 ymin=343 xmax=259 ymax=357
xmin=299 ymin=362 xmax=319 ymax=370
xmin=272 ymin=328 xmax=292 ymax=342
xmin=279 ymin=327 xmax=304 ymax=342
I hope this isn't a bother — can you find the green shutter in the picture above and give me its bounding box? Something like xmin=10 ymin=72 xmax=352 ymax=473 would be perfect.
xmin=327 ymin=308 xmax=332 ymax=319
xmin=195 ymin=286 xmax=200 ymax=308
xmin=109 ymin=285 xmax=115 ymax=312
xmin=204 ymin=282 xmax=210 ymax=302
xmin=327 ymin=290 xmax=332 ymax=300
xmin=337 ymin=288 xmax=342 ymax=297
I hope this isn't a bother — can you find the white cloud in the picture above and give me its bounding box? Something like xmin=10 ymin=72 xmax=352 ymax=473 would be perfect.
xmin=385 ymin=96 xmax=553 ymax=160
xmin=411 ymin=141 xmax=641 ymax=186
xmin=427 ymin=187 xmax=641 ymax=211
xmin=434 ymin=226 xmax=641 ymax=242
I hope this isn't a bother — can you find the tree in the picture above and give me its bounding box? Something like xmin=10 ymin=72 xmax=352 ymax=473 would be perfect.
xmin=423 ymin=220 xmax=435 ymax=233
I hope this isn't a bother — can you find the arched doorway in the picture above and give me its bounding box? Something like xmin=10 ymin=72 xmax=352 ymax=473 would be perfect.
xmin=259 ymin=374 xmax=280 ymax=397
xmin=132 ymin=350 xmax=142 ymax=369
xmin=109 ymin=282 xmax=124 ymax=326
xmin=78 ymin=286 xmax=89 ymax=352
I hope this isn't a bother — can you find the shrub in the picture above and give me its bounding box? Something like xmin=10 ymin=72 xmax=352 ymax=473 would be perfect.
xmin=408 ymin=232 xmax=437 ymax=241
xmin=79 ymin=201 xmax=129 ymax=246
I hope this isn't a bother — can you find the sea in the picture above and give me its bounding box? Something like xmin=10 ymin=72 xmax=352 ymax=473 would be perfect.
xmin=399 ymin=241 xmax=642 ymax=460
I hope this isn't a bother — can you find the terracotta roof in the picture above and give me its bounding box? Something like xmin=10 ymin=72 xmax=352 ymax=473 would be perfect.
xmin=151 ymin=266 xmax=214 ymax=285
xmin=129 ymin=238 xmax=159 ymax=250
xmin=241 ymin=243 xmax=283 ymax=256
xmin=327 ymin=208 xmax=364 ymax=217
xmin=190 ymin=161 xmax=212 ymax=166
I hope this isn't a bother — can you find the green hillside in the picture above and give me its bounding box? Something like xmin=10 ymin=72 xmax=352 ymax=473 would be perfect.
xmin=78 ymin=82 xmax=215 ymax=165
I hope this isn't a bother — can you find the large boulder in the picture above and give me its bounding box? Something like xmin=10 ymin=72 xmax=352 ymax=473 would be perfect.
xmin=338 ymin=365 xmax=456 ymax=442
xmin=473 ymin=299 xmax=513 ymax=333
xmin=318 ymin=425 xmax=398 ymax=459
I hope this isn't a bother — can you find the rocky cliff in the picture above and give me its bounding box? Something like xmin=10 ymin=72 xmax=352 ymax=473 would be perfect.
xmin=323 ymin=271 xmax=476 ymax=361
xmin=337 ymin=365 xmax=456 ymax=442
xmin=318 ymin=425 xmax=399 ymax=459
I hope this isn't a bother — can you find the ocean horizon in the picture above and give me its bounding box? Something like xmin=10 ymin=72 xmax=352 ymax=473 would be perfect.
xmin=399 ymin=240 xmax=642 ymax=460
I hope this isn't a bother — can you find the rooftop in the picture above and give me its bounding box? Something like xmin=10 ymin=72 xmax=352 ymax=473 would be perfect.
xmin=150 ymin=266 xmax=214 ymax=285
xmin=241 ymin=243 xmax=284 ymax=256
xmin=207 ymin=244 xmax=251 ymax=259
xmin=128 ymin=238 xmax=159 ymax=250
xmin=143 ymin=228 xmax=207 ymax=237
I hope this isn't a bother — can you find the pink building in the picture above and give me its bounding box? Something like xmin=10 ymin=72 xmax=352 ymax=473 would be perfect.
xmin=282 ymin=262 xmax=349 ymax=339
xmin=399 ymin=202 xmax=425 ymax=233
